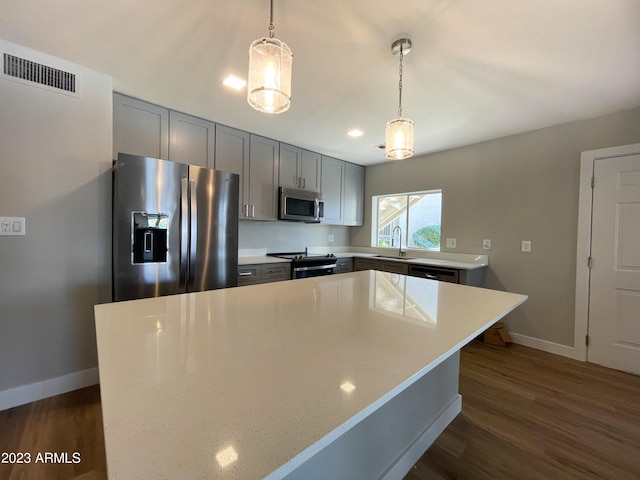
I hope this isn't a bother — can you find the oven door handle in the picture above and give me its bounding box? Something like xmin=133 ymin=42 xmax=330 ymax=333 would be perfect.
xmin=292 ymin=263 xmax=337 ymax=272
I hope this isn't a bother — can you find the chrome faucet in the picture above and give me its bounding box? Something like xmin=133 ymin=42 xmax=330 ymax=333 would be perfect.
xmin=391 ymin=226 xmax=405 ymax=257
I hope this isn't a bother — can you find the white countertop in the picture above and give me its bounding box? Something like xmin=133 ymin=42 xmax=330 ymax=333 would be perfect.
xmin=238 ymin=255 xmax=289 ymax=265
xmin=95 ymin=271 xmax=526 ymax=480
xmin=238 ymin=249 xmax=488 ymax=270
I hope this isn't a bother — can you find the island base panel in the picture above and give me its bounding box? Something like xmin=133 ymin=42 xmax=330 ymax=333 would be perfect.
xmin=274 ymin=352 xmax=461 ymax=480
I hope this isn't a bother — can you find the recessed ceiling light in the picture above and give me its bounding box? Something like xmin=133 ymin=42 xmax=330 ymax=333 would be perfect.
xmin=347 ymin=129 xmax=364 ymax=138
xmin=223 ymin=75 xmax=247 ymax=90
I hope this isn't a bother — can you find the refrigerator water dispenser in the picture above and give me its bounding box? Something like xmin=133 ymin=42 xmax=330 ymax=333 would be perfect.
xmin=132 ymin=212 xmax=168 ymax=264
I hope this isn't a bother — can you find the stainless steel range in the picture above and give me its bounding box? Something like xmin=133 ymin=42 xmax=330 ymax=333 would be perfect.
xmin=268 ymin=250 xmax=337 ymax=279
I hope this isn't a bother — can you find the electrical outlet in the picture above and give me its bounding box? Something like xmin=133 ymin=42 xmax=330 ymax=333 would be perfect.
xmin=0 ymin=217 xmax=25 ymax=236
xmin=521 ymin=240 xmax=532 ymax=253
xmin=446 ymin=238 xmax=457 ymax=248
xmin=483 ymin=239 xmax=492 ymax=250
xmin=328 ymin=234 xmax=334 ymax=243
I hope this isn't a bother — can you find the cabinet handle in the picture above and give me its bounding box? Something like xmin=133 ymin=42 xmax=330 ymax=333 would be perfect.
xmin=244 ymin=204 xmax=249 ymax=217
xmin=239 ymin=272 xmax=253 ymax=277
xmin=251 ymin=205 xmax=255 ymax=218
xmin=302 ymin=177 xmax=306 ymax=189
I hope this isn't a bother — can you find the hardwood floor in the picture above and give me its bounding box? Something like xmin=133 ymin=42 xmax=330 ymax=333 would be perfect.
xmin=406 ymin=342 xmax=640 ymax=480
xmin=1 ymin=342 xmax=639 ymax=479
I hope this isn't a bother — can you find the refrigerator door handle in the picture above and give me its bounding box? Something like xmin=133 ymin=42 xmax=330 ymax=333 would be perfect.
xmin=188 ymin=178 xmax=198 ymax=290
xmin=179 ymin=177 xmax=189 ymax=290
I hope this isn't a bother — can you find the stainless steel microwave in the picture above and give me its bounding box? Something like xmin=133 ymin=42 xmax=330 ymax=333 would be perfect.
xmin=279 ymin=187 xmax=324 ymax=223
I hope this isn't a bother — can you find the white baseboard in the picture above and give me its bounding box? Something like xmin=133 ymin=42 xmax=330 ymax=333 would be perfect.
xmin=510 ymin=332 xmax=582 ymax=360
xmin=383 ymin=394 xmax=462 ymax=480
xmin=0 ymin=367 xmax=99 ymax=411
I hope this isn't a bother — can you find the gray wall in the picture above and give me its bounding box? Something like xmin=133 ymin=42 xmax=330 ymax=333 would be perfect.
xmin=0 ymin=40 xmax=113 ymax=394
xmin=239 ymin=221 xmax=350 ymax=251
xmin=351 ymin=107 xmax=640 ymax=346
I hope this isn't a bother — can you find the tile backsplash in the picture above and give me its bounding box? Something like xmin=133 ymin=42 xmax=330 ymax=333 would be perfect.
xmin=239 ymin=221 xmax=350 ymax=251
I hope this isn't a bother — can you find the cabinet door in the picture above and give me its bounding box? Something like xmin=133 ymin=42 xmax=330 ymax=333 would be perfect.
xmin=237 ymin=264 xmax=261 ymax=286
xmin=320 ymin=155 xmax=345 ymax=225
xmin=344 ymin=162 xmax=364 ymax=226
xmin=215 ymin=125 xmax=250 ymax=217
xmin=354 ymin=258 xmax=379 ymax=271
xmin=301 ymin=149 xmax=321 ymax=191
xmin=113 ymin=93 xmax=169 ymax=160
xmin=335 ymin=257 xmax=354 ymax=273
xmin=168 ymin=111 xmax=215 ymax=168
xmin=249 ymin=135 xmax=279 ymax=221
xmin=279 ymin=143 xmax=301 ymax=189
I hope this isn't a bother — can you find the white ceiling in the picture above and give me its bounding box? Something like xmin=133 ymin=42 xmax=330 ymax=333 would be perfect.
xmin=1 ymin=0 xmax=639 ymax=165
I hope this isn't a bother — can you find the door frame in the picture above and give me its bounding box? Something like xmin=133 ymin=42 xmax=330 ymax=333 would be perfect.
xmin=575 ymin=143 xmax=640 ymax=362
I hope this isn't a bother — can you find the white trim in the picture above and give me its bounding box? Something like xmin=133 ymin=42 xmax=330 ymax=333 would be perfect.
xmin=382 ymin=394 xmax=462 ymax=480
xmin=509 ymin=332 xmax=581 ymax=360
xmin=575 ymin=143 xmax=640 ymax=363
xmin=0 ymin=367 xmax=99 ymax=411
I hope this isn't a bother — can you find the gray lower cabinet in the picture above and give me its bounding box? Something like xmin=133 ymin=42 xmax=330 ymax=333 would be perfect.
xmin=353 ymin=257 xmax=484 ymax=286
xmin=408 ymin=264 xmax=484 ymax=286
xmin=168 ymin=111 xmax=215 ymax=168
xmin=354 ymin=258 xmax=408 ymax=275
xmin=237 ymin=263 xmax=291 ymax=286
xmin=334 ymin=257 xmax=354 ymax=274
xmin=113 ymin=93 xmax=169 ymax=160
xmin=354 ymin=258 xmax=379 ymax=272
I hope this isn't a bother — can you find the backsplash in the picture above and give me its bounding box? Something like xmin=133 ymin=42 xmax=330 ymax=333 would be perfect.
xmin=239 ymin=221 xmax=350 ymax=251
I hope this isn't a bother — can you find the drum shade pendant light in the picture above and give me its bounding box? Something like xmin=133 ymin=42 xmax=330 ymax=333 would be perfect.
xmin=385 ymin=38 xmax=414 ymax=160
xmin=247 ymin=0 xmax=292 ymax=113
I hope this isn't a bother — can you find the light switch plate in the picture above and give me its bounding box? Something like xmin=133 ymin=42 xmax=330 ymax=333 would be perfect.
xmin=0 ymin=217 xmax=25 ymax=236
xmin=521 ymin=240 xmax=532 ymax=252
xmin=483 ymin=239 xmax=492 ymax=250
xmin=446 ymin=238 xmax=457 ymax=248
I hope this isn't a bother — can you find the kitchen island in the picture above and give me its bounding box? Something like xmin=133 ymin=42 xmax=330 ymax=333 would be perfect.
xmin=95 ymin=271 xmax=526 ymax=479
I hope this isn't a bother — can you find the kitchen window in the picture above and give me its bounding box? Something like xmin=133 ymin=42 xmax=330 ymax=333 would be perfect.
xmin=372 ymin=190 xmax=442 ymax=250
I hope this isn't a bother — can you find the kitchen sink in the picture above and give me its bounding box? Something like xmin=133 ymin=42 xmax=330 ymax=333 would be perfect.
xmin=374 ymin=255 xmax=416 ymax=260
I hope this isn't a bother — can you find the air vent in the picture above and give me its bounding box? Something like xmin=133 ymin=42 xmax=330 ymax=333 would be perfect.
xmin=3 ymin=53 xmax=76 ymax=93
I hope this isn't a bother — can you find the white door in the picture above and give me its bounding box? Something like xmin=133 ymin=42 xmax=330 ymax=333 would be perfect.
xmin=588 ymin=153 xmax=640 ymax=375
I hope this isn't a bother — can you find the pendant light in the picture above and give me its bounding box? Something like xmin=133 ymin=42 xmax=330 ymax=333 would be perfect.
xmin=385 ymin=38 xmax=414 ymax=160
xmin=247 ymin=0 xmax=292 ymax=114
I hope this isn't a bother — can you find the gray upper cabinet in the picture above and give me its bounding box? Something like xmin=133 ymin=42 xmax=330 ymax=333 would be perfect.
xmin=248 ymin=135 xmax=279 ymax=221
xmin=168 ymin=111 xmax=215 ymax=168
xmin=215 ymin=125 xmax=249 ymax=217
xmin=113 ymin=93 xmax=169 ymax=160
xmin=279 ymin=144 xmax=321 ymax=191
xmin=320 ymin=155 xmax=345 ymax=225
xmin=344 ymin=162 xmax=365 ymax=226
xmin=301 ymin=149 xmax=321 ymax=191
xmin=279 ymin=143 xmax=301 ymax=189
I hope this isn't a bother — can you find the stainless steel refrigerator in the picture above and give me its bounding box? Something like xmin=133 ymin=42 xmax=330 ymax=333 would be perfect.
xmin=112 ymin=153 xmax=239 ymax=301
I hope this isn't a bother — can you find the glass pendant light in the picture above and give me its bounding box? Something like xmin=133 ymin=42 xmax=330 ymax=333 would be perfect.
xmin=385 ymin=38 xmax=414 ymax=160
xmin=247 ymin=0 xmax=292 ymax=114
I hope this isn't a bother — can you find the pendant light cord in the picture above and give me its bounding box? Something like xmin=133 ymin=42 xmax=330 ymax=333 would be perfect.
xmin=269 ymin=0 xmax=275 ymax=38
xmin=398 ymin=45 xmax=404 ymax=118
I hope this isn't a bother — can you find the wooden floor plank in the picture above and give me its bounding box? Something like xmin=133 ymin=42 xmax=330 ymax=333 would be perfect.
xmin=1 ymin=342 xmax=639 ymax=479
